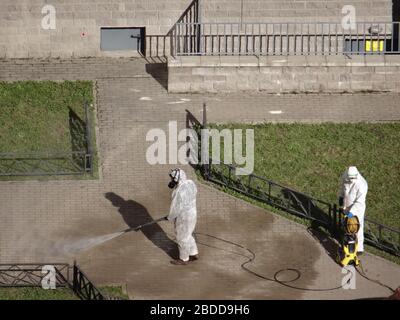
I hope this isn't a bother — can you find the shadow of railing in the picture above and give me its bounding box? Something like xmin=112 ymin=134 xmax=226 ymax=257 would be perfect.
xmin=142 ymin=0 xmax=200 ymax=92
xmin=0 ymin=103 xmax=93 ymax=177
xmin=145 ymin=62 xmax=168 ymax=90
xmin=204 ymin=157 xmax=400 ymax=258
xmin=69 ymin=107 xmax=87 ymax=171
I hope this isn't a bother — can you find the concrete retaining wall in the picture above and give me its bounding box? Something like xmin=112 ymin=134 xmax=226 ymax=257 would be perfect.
xmin=168 ymin=55 xmax=400 ymax=93
xmin=201 ymin=0 xmax=393 ymax=23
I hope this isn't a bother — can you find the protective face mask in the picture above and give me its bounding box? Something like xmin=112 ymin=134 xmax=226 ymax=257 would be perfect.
xmin=168 ymin=169 xmax=180 ymax=189
xmin=168 ymin=179 xmax=178 ymax=189
xmin=345 ymin=177 xmax=357 ymax=184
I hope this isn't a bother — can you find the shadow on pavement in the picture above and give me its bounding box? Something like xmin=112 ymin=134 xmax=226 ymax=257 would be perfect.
xmin=145 ymin=63 xmax=168 ymax=91
xmin=308 ymin=224 xmax=340 ymax=264
xmin=105 ymin=192 xmax=178 ymax=259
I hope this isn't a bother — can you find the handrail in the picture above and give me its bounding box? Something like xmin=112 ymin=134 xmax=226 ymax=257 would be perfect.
xmin=174 ymin=21 xmax=400 ymax=56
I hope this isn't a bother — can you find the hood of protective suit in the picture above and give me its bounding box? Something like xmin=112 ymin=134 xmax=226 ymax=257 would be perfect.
xmin=339 ymin=169 xmax=368 ymax=214
xmin=346 ymin=166 xmax=359 ymax=180
xmin=171 ymin=169 xmax=189 ymax=198
xmin=177 ymin=169 xmax=187 ymax=186
xmin=168 ymin=169 xmax=197 ymax=221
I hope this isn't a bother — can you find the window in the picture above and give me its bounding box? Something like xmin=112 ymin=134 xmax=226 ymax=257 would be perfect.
xmin=100 ymin=27 xmax=145 ymax=54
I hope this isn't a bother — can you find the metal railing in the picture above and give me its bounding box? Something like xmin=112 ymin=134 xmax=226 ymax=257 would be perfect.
xmin=204 ymin=160 xmax=337 ymax=230
xmin=0 ymin=263 xmax=107 ymax=300
xmin=0 ymin=264 xmax=69 ymax=287
xmin=203 ymin=161 xmax=400 ymax=257
xmin=174 ymin=21 xmax=400 ymax=56
xmin=72 ymin=262 xmax=104 ymax=300
xmin=0 ymin=103 xmax=93 ymax=177
xmin=364 ymin=218 xmax=400 ymax=256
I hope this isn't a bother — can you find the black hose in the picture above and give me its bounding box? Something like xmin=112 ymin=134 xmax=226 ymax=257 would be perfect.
xmin=195 ymin=232 xmax=352 ymax=292
xmin=196 ymin=232 xmax=396 ymax=294
xmin=356 ymin=261 xmax=396 ymax=293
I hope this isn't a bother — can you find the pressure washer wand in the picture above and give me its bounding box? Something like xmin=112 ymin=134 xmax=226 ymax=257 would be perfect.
xmin=123 ymin=216 xmax=168 ymax=233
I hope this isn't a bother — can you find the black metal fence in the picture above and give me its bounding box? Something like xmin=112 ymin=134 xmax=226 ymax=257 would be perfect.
xmin=0 ymin=103 xmax=94 ymax=177
xmin=174 ymin=21 xmax=400 ymax=56
xmin=363 ymin=218 xmax=400 ymax=256
xmin=72 ymin=262 xmax=104 ymax=300
xmin=0 ymin=262 xmax=106 ymax=300
xmin=0 ymin=263 xmax=69 ymax=287
xmin=204 ymin=162 xmax=336 ymax=229
xmin=202 ymin=161 xmax=400 ymax=257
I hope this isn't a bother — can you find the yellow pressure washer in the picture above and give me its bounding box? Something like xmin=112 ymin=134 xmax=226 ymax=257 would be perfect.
xmin=337 ymin=215 xmax=361 ymax=267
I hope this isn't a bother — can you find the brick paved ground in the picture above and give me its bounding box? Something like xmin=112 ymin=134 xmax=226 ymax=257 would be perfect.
xmin=0 ymin=58 xmax=399 ymax=299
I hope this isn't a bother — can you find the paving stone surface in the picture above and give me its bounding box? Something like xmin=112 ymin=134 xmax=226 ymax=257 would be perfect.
xmin=0 ymin=58 xmax=399 ymax=299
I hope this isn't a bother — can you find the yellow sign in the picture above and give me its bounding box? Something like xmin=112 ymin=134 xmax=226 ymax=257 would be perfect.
xmin=365 ymin=40 xmax=384 ymax=52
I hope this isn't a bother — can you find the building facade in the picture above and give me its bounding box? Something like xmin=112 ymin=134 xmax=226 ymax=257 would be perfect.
xmin=0 ymin=0 xmax=394 ymax=58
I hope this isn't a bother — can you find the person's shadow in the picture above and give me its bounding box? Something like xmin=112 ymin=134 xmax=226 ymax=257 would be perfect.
xmin=105 ymin=192 xmax=178 ymax=259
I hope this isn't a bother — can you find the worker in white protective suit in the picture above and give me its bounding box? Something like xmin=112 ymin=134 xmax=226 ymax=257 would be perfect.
xmin=338 ymin=166 xmax=368 ymax=254
xmin=166 ymin=168 xmax=199 ymax=265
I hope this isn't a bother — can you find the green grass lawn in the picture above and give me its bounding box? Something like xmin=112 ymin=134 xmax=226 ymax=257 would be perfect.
xmin=0 ymin=287 xmax=79 ymax=300
xmin=100 ymin=286 xmax=130 ymax=300
xmin=0 ymin=285 xmax=129 ymax=300
xmin=209 ymin=123 xmax=400 ymax=230
xmin=0 ymin=81 xmax=98 ymax=178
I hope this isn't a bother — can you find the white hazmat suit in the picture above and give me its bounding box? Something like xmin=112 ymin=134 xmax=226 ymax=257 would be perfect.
xmin=338 ymin=166 xmax=368 ymax=252
xmin=167 ymin=169 xmax=199 ymax=262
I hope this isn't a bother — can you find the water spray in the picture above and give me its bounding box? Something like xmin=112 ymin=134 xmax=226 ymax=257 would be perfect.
xmin=57 ymin=216 xmax=168 ymax=255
